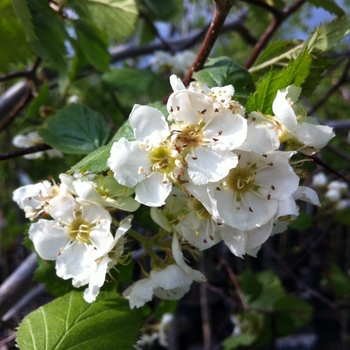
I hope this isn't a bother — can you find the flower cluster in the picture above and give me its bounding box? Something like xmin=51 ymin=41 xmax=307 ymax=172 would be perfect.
xmin=14 ymin=75 xmax=334 ymax=308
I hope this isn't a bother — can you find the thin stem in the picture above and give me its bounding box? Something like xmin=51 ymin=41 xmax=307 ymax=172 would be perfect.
xmin=0 ymin=144 xmax=52 ymax=161
xmin=182 ymin=0 xmax=235 ymax=87
xmin=245 ymin=0 xmax=305 ymax=69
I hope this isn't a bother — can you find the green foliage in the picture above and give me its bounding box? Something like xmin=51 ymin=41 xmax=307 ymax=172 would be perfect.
xmin=306 ymin=0 xmax=345 ymax=17
xmin=0 ymin=0 xmax=32 ymax=73
xmin=16 ymin=291 xmax=142 ymax=350
xmin=38 ymin=104 xmax=111 ymax=154
xmin=67 ymin=0 xmax=138 ymax=41
xmin=17 ymin=0 xmax=68 ymax=70
xmin=246 ymin=50 xmax=312 ymax=114
xmin=321 ymin=263 xmax=350 ymax=299
xmin=70 ymin=120 xmax=133 ymax=173
xmin=73 ymin=19 xmax=110 ymax=72
xmin=102 ymin=67 xmax=171 ymax=103
xmin=193 ymin=57 xmax=255 ymax=103
xmin=289 ymin=212 xmax=314 ymax=230
xmin=26 ymin=84 xmax=50 ymax=118
xmin=223 ymin=270 xmax=313 ymax=349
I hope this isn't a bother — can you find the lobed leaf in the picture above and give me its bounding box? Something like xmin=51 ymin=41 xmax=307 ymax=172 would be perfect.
xmin=16 ymin=291 xmax=142 ymax=350
xmin=306 ymin=0 xmax=344 ymax=17
xmin=38 ymin=104 xmax=111 ymax=155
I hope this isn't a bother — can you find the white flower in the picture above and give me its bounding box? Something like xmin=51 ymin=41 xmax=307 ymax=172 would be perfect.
xmin=194 ymin=150 xmax=300 ymax=232
xmin=325 ymin=180 xmax=348 ymax=202
xmin=12 ymin=131 xmax=63 ymax=159
xmin=107 ymin=105 xmax=182 ymax=207
xmin=12 ymin=179 xmax=62 ymax=220
xmin=59 ymin=172 xmax=140 ymax=212
xmin=80 ymin=215 xmax=133 ymax=303
xmin=167 ymin=87 xmax=247 ymax=185
xmin=272 ymin=85 xmax=334 ymax=152
xmin=123 ymin=264 xmax=193 ymax=309
xmin=312 ymin=172 xmax=328 ymax=187
xmin=29 ymin=195 xmax=113 ymax=283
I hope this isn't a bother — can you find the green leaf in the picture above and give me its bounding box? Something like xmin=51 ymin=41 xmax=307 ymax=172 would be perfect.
xmin=246 ymin=50 xmax=312 ymax=114
xmin=25 ymin=0 xmax=68 ymax=70
xmin=193 ymin=57 xmax=255 ymax=103
xmin=73 ymin=18 xmax=110 ymax=72
xmin=306 ymin=16 xmax=350 ymax=52
xmin=222 ymin=334 xmax=257 ymax=350
xmin=26 ymin=84 xmax=50 ymax=118
xmin=16 ymin=291 xmax=142 ymax=350
xmin=102 ymin=67 xmax=171 ymax=102
xmin=289 ymin=212 xmax=314 ymax=230
xmin=68 ymin=0 xmax=138 ymax=41
xmin=11 ymin=0 xmax=36 ymax=42
xmin=38 ymin=104 xmax=111 ymax=154
xmin=306 ymin=0 xmax=344 ymax=17
xmin=274 ymin=296 xmax=312 ymax=336
xmin=70 ymin=121 xmax=133 ymax=173
xmin=0 ymin=0 xmax=33 ymax=73
xmin=322 ymin=263 xmax=350 ymax=299
xmin=140 ymin=0 xmax=184 ymax=21
xmin=239 ymin=269 xmax=262 ymax=303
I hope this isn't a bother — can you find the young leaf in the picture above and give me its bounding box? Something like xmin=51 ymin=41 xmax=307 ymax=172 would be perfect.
xmin=11 ymin=0 xmax=36 ymax=42
xmin=67 ymin=0 xmax=138 ymax=41
xmin=306 ymin=0 xmax=344 ymax=17
xmin=306 ymin=16 xmax=350 ymax=53
xmin=246 ymin=50 xmax=312 ymax=114
xmin=16 ymin=291 xmax=142 ymax=350
xmin=193 ymin=57 xmax=255 ymax=103
xmin=38 ymin=104 xmax=111 ymax=154
xmin=70 ymin=121 xmax=134 ymax=173
xmin=73 ymin=18 xmax=110 ymax=72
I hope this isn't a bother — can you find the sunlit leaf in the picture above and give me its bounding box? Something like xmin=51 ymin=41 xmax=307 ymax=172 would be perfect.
xmin=16 ymin=291 xmax=142 ymax=350
xmin=306 ymin=0 xmax=344 ymax=17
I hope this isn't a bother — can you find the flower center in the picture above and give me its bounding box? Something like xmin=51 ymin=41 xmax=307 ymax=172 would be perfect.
xmin=192 ymin=199 xmax=211 ymax=220
xmin=69 ymin=218 xmax=91 ymax=243
xmin=176 ymin=124 xmax=203 ymax=148
xmin=226 ymin=167 xmax=256 ymax=194
xmin=149 ymin=144 xmax=177 ymax=175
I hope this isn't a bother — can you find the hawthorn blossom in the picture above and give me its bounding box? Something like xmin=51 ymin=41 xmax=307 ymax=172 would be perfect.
xmin=191 ymin=150 xmax=300 ymax=232
xmin=59 ymin=172 xmax=140 ymax=212
xmin=12 ymin=131 xmax=63 ymax=159
xmin=12 ymin=179 xmax=64 ymax=220
xmin=29 ymin=195 xmax=113 ymax=283
xmin=74 ymin=215 xmax=133 ymax=303
xmin=107 ymin=105 xmax=183 ymax=207
xmin=272 ymin=85 xmax=334 ymax=153
xmin=167 ymin=86 xmax=247 ymax=185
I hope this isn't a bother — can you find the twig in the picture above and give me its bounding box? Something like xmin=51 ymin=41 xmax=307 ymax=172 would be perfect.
xmin=245 ymin=0 xmax=305 ymax=69
xmin=220 ymin=258 xmax=249 ymax=310
xmin=182 ymin=0 xmax=235 ymax=86
xmin=0 ymin=144 xmax=52 ymax=161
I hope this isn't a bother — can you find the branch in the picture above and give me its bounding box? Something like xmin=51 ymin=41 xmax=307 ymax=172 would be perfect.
xmin=245 ymin=0 xmax=306 ymax=69
xmin=183 ymin=0 xmax=235 ymax=86
xmin=0 ymin=144 xmax=52 ymax=161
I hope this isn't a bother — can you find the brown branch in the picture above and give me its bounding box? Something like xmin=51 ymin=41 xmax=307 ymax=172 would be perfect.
xmin=182 ymin=0 xmax=235 ymax=86
xmin=0 ymin=144 xmax=52 ymax=161
xmin=245 ymin=0 xmax=306 ymax=69
xmin=0 ymin=57 xmax=41 ymax=83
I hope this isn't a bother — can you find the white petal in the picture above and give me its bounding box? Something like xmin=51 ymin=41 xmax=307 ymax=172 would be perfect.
xmin=295 ymin=122 xmax=334 ymax=149
xmin=123 ymin=278 xmax=157 ymax=309
xmin=186 ymin=148 xmax=238 ymax=185
xmin=153 ymin=285 xmax=190 ymax=300
xmin=245 ymin=219 xmax=273 ymax=250
xmin=293 ymin=186 xmax=320 ymax=206
xmin=219 ymin=225 xmax=247 ymax=258
xmin=171 ymin=233 xmax=206 ymax=282
xmin=29 ymin=220 xmax=69 ymax=260
xmin=272 ymin=90 xmax=297 ymax=131
xmin=170 ymin=74 xmax=186 ymax=91
xmin=129 ymin=104 xmax=169 ymax=142
xmin=135 ymin=173 xmax=172 ymax=206
xmin=107 ymin=138 xmax=151 ymax=187
xmin=151 ymin=264 xmax=193 ymax=290
xmin=48 ymin=195 xmax=78 ymax=223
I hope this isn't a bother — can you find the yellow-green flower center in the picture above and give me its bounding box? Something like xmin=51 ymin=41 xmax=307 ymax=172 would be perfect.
xmin=69 ymin=218 xmax=91 ymax=243
xmin=192 ymin=199 xmax=212 ymax=220
xmin=149 ymin=144 xmax=177 ymax=175
xmin=226 ymin=167 xmax=256 ymax=194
